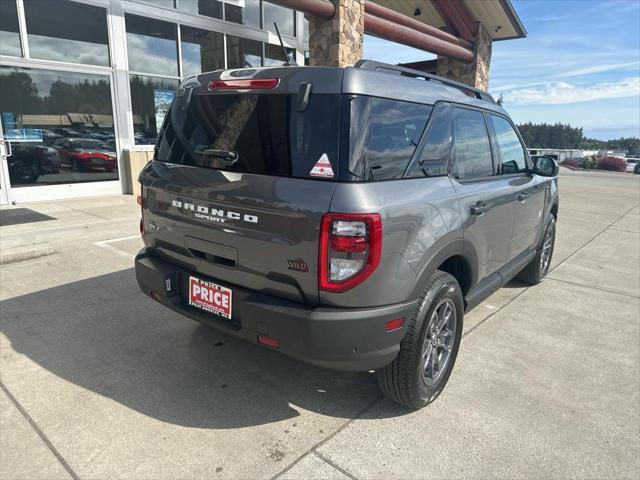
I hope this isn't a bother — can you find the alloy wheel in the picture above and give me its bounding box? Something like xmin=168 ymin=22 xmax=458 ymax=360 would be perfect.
xmin=421 ymin=298 xmax=456 ymax=385
xmin=540 ymin=220 xmax=554 ymax=274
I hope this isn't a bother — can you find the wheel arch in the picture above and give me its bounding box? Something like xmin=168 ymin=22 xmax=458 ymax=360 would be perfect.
xmin=408 ymin=239 xmax=478 ymax=300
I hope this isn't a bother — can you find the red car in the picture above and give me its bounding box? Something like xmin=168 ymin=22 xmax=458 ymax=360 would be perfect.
xmin=53 ymin=138 xmax=117 ymax=173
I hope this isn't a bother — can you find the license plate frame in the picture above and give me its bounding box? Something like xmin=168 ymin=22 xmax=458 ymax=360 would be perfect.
xmin=188 ymin=276 xmax=232 ymax=320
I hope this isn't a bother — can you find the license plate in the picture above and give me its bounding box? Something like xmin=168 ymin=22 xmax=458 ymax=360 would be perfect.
xmin=188 ymin=276 xmax=232 ymax=319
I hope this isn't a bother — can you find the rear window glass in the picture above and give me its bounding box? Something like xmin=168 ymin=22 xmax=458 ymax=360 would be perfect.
xmin=156 ymin=92 xmax=340 ymax=179
xmin=349 ymin=96 xmax=431 ymax=181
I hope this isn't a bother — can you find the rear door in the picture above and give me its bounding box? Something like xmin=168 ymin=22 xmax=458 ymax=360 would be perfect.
xmin=450 ymin=107 xmax=514 ymax=282
xmin=487 ymin=114 xmax=546 ymax=259
xmin=140 ymin=83 xmax=342 ymax=306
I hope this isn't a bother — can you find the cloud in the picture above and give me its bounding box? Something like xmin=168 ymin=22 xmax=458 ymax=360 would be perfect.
xmin=503 ymin=77 xmax=640 ymax=105
xmin=558 ymin=61 xmax=640 ymax=78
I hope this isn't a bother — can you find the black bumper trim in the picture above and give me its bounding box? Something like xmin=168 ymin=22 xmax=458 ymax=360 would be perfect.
xmin=135 ymin=249 xmax=418 ymax=372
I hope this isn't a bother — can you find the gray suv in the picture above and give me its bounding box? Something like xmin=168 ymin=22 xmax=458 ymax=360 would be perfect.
xmin=135 ymin=60 xmax=559 ymax=409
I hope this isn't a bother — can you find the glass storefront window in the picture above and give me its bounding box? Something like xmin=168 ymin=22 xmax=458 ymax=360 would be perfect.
xmin=264 ymin=44 xmax=295 ymax=67
xmin=180 ymin=26 xmax=224 ymax=77
xmin=23 ymin=0 xmax=109 ymax=66
xmin=226 ymin=36 xmax=263 ymax=69
xmin=225 ymin=0 xmax=260 ymax=27
xmin=263 ymin=1 xmax=295 ymax=37
xmin=126 ymin=14 xmax=178 ymax=76
xmin=0 ymin=66 xmax=118 ymax=187
xmin=129 ymin=75 xmax=179 ymax=145
xmin=178 ymin=0 xmax=222 ymax=19
xmin=0 ymin=0 xmax=22 ymax=57
xmin=130 ymin=0 xmax=175 ymax=8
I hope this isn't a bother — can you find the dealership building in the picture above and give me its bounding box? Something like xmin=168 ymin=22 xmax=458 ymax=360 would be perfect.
xmin=0 ymin=0 xmax=525 ymax=205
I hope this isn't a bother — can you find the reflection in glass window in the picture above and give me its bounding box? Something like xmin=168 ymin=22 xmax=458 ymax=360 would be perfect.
xmin=489 ymin=115 xmax=527 ymax=174
xmin=452 ymin=108 xmax=493 ymax=179
xmin=349 ymin=97 xmax=431 ymax=181
xmin=126 ymin=14 xmax=178 ymax=76
xmin=23 ymin=0 xmax=109 ymax=66
xmin=264 ymin=1 xmax=296 ymax=37
xmin=178 ymin=0 xmax=222 ymax=18
xmin=129 ymin=0 xmax=175 ymax=8
xmin=129 ymin=75 xmax=179 ymax=145
xmin=406 ymin=104 xmax=451 ymax=178
xmin=225 ymin=0 xmax=260 ymax=27
xmin=226 ymin=36 xmax=262 ymax=69
xmin=0 ymin=0 xmax=21 ymax=57
xmin=180 ymin=26 xmax=224 ymax=77
xmin=264 ymin=44 xmax=296 ymax=67
xmin=0 ymin=66 xmax=118 ymax=187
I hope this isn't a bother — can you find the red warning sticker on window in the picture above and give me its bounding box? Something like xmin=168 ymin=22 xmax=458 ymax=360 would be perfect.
xmin=309 ymin=153 xmax=334 ymax=178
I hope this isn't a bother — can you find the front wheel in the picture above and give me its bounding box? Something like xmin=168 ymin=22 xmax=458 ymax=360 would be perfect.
xmin=516 ymin=215 xmax=556 ymax=285
xmin=377 ymin=271 xmax=464 ymax=410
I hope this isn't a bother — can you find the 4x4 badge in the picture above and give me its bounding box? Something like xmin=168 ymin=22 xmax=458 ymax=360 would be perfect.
xmin=287 ymin=257 xmax=309 ymax=273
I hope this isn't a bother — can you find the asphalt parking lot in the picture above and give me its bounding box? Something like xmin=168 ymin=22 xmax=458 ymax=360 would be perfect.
xmin=1 ymin=168 xmax=638 ymax=480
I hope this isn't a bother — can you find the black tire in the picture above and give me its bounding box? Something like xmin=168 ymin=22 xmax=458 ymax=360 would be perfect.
xmin=377 ymin=270 xmax=464 ymax=410
xmin=516 ymin=215 xmax=556 ymax=285
xmin=71 ymin=158 xmax=82 ymax=172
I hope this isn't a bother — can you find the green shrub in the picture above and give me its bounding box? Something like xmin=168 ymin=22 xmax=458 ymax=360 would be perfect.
xmin=583 ymin=156 xmax=597 ymax=169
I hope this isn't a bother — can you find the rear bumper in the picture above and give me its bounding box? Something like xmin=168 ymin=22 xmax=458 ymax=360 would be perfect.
xmin=135 ymin=249 xmax=418 ymax=372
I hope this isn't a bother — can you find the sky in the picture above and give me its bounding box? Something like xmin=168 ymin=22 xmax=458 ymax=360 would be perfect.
xmin=363 ymin=0 xmax=640 ymax=140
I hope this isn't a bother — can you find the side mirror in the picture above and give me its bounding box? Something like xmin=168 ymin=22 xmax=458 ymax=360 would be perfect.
xmin=532 ymin=156 xmax=559 ymax=177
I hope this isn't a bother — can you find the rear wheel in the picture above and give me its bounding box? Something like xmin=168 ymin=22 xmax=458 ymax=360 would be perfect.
xmin=377 ymin=271 xmax=464 ymax=410
xmin=516 ymin=215 xmax=556 ymax=285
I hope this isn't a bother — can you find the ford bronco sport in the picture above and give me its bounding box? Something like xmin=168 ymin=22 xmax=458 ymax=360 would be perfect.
xmin=135 ymin=60 xmax=559 ymax=409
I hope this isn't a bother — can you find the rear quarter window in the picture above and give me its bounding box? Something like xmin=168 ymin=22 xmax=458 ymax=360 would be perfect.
xmin=348 ymin=96 xmax=432 ymax=181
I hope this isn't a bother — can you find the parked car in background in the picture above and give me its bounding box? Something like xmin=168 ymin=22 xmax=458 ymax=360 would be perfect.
xmin=52 ymin=138 xmax=117 ymax=173
xmin=12 ymin=143 xmax=61 ymax=174
xmin=634 ymin=162 xmax=640 ymax=175
xmin=40 ymin=129 xmax=63 ymax=146
xmin=561 ymin=157 xmax=585 ymax=168
xmin=54 ymin=127 xmax=82 ymax=138
xmin=625 ymin=158 xmax=639 ymax=173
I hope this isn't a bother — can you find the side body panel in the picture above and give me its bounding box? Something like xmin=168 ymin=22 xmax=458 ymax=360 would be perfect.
xmin=324 ymin=177 xmax=462 ymax=308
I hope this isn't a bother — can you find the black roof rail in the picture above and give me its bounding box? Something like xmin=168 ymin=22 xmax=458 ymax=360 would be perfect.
xmin=353 ymin=59 xmax=496 ymax=104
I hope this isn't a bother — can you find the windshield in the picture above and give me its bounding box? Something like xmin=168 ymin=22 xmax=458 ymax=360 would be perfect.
xmin=155 ymin=92 xmax=341 ymax=179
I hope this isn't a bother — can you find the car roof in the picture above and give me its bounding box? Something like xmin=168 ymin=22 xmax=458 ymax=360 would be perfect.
xmin=192 ymin=60 xmax=508 ymax=116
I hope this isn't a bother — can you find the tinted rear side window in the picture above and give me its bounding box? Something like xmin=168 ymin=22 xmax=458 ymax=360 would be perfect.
xmin=451 ymin=108 xmax=493 ymax=179
xmin=349 ymin=96 xmax=431 ymax=181
xmin=155 ymin=93 xmax=340 ymax=179
xmin=406 ymin=103 xmax=451 ymax=178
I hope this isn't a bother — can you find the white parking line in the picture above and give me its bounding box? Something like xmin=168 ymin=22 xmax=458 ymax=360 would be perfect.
xmin=93 ymin=235 xmax=141 ymax=259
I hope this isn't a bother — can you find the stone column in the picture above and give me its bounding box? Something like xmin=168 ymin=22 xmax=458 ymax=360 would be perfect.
xmin=308 ymin=0 xmax=365 ymax=67
xmin=436 ymin=23 xmax=492 ymax=90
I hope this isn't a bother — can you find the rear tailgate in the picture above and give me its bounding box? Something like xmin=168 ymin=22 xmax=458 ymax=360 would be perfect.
xmin=139 ymin=68 xmax=342 ymax=306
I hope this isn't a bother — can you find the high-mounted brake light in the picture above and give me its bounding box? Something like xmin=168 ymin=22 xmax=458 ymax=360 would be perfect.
xmin=319 ymin=213 xmax=382 ymax=293
xmin=208 ymin=79 xmax=279 ymax=90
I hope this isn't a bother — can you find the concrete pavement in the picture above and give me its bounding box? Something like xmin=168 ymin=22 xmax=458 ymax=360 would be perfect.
xmin=1 ymin=168 xmax=638 ymax=479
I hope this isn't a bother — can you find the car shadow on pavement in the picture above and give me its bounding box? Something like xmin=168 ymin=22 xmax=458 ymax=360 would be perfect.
xmin=1 ymin=269 xmax=402 ymax=429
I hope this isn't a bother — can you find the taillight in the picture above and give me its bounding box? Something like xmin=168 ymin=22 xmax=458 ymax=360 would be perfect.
xmin=208 ymin=79 xmax=279 ymax=90
xmin=319 ymin=213 xmax=382 ymax=292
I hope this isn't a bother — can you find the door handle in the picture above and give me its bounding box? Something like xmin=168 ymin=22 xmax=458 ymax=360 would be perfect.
xmin=470 ymin=202 xmax=491 ymax=215
xmin=517 ymin=192 xmax=529 ymax=202
xmin=0 ymin=139 xmax=11 ymax=157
